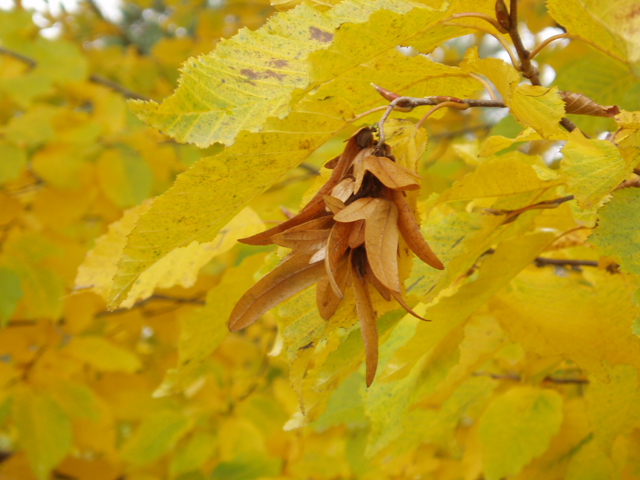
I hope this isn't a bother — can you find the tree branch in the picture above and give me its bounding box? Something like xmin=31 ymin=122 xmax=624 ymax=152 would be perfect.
xmin=507 ymin=0 xmax=540 ymax=85
xmin=0 ymin=47 xmax=150 ymax=100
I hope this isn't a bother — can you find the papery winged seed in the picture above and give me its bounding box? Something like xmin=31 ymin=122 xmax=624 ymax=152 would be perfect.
xmin=323 ymin=194 xmax=346 ymax=214
xmin=390 ymin=189 xmax=444 ymax=271
xmin=352 ymin=147 xmax=375 ymax=194
xmin=390 ymin=291 xmax=429 ymax=321
xmin=309 ymin=248 xmax=326 ymax=264
xmin=364 ymin=199 xmax=401 ymax=293
xmin=240 ymin=132 xmax=363 ymax=246
xmin=348 ymin=219 xmax=366 ymax=249
xmin=364 ymin=262 xmax=391 ymax=301
xmin=316 ymin=260 xmax=348 ymax=321
xmin=271 ymin=229 xmax=330 ymax=254
xmin=352 ymin=261 xmax=378 ymax=387
xmin=333 ymin=197 xmax=382 ymax=223
xmin=363 ymin=155 xmax=421 ymax=191
xmin=324 ymin=222 xmax=353 ymax=299
xmin=228 ymin=254 xmax=327 ymax=332
xmin=331 ymin=177 xmax=355 ymax=202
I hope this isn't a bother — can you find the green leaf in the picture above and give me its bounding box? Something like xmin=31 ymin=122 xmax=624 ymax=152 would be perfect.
xmin=0 ymin=143 xmax=27 ymax=184
xmin=13 ymin=387 xmax=72 ymax=480
xmin=96 ymin=145 xmax=153 ymax=209
xmin=120 ymin=410 xmax=191 ymax=466
xmin=561 ymin=130 xmax=633 ymax=209
xmin=313 ymin=372 xmax=367 ymax=431
xmin=478 ymin=386 xmax=563 ymax=480
xmin=0 ymin=266 xmax=21 ymax=325
xmin=590 ymin=189 xmax=640 ymax=276
xmin=210 ymin=452 xmax=282 ymax=480
xmin=107 ymin=96 xmax=354 ymax=308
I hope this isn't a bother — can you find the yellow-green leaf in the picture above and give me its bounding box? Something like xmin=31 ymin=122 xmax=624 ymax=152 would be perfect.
xmin=547 ymin=0 xmax=639 ymax=66
xmin=96 ymin=145 xmax=153 ymax=209
xmin=169 ymin=432 xmax=217 ymax=477
xmin=510 ymin=85 xmax=566 ymax=138
xmin=435 ymin=152 xmax=565 ymax=205
xmin=120 ymin=207 xmax=264 ymax=308
xmin=0 ymin=143 xmax=27 ymax=183
xmin=561 ymin=130 xmax=633 ymax=209
xmin=120 ymin=410 xmax=191 ymax=466
xmin=478 ymin=386 xmax=563 ymax=480
xmin=64 ymin=336 xmax=142 ymax=373
xmin=0 ymin=266 xmax=21 ymax=325
xmin=590 ymin=189 xmax=640 ymax=276
xmin=107 ymin=96 xmax=354 ymax=308
xmin=13 ymin=387 xmax=72 ymax=480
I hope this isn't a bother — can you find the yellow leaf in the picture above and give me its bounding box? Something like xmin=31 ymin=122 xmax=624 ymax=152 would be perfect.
xmin=510 ymin=85 xmax=566 ymax=138
xmin=13 ymin=386 xmax=72 ymax=480
xmin=463 ymin=52 xmax=520 ymax=104
xmin=586 ymin=363 xmax=640 ymax=452
xmin=75 ymin=200 xmax=153 ymax=300
xmin=129 ymin=2 xmax=340 ymax=147
xmin=479 ymin=128 xmax=542 ymax=157
xmin=44 ymin=379 xmax=100 ymax=421
xmin=435 ymin=152 xmax=565 ymax=205
xmin=107 ymin=96 xmax=354 ymax=308
xmin=547 ymin=0 xmax=639 ymax=66
xmin=490 ymin=267 xmax=640 ymax=379
xmin=0 ymin=142 xmax=26 ymax=184
xmin=63 ymin=336 xmax=141 ymax=373
xmin=169 ymin=431 xmax=217 ymax=477
xmin=120 ymin=207 xmax=264 ymax=308
xmin=561 ymin=130 xmax=632 ymax=209
xmin=119 ymin=410 xmax=191 ymax=466
xmin=478 ymin=386 xmax=563 ymax=480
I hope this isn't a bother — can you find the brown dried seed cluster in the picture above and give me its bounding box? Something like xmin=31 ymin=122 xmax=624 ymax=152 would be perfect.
xmin=228 ymin=127 xmax=444 ymax=386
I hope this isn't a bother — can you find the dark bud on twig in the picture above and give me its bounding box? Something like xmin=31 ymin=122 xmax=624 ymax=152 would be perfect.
xmin=495 ymin=0 xmax=511 ymax=33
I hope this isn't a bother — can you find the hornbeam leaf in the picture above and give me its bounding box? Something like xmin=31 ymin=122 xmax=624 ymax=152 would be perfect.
xmin=13 ymin=387 xmax=72 ymax=480
xmin=362 ymin=155 xmax=421 ymax=191
xmin=589 ymin=189 xmax=640 ymax=276
xmin=510 ymin=85 xmax=566 ymax=138
xmin=130 ymin=0 xmax=456 ymax=148
xmin=435 ymin=152 xmax=566 ymax=205
xmin=561 ymin=130 xmax=632 ymax=209
xmin=228 ymin=254 xmax=327 ymax=331
xmin=352 ymin=262 xmax=378 ymax=387
xmin=547 ymin=0 xmax=640 ymax=66
xmin=365 ymin=199 xmax=400 ymax=293
xmin=108 ymin=97 xmax=353 ymax=307
xmin=478 ymin=386 xmax=563 ymax=480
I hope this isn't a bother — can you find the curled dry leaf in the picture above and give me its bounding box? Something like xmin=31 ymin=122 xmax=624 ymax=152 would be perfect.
xmin=229 ymin=126 xmax=444 ymax=386
xmin=560 ymin=91 xmax=620 ymax=118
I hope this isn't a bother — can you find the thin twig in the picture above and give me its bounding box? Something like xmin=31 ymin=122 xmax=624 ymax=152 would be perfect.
xmin=529 ymin=33 xmax=571 ymax=59
xmin=297 ymin=163 xmax=320 ymax=176
xmin=377 ymin=96 xmax=505 ymax=145
xmin=96 ymin=294 xmax=206 ymax=317
xmin=469 ymin=73 xmax=498 ymax=101
xmin=0 ymin=47 xmax=149 ymax=100
xmin=442 ymin=12 xmax=505 ymax=33
xmin=534 ymin=257 xmax=599 ymax=268
xmin=473 ymin=371 xmax=589 ymax=384
xmin=89 ymin=74 xmax=151 ymax=100
xmin=414 ymin=101 xmax=469 ymax=131
xmin=0 ymin=47 xmax=36 ymax=68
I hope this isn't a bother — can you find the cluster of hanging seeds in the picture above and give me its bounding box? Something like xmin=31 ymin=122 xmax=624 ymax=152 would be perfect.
xmin=228 ymin=127 xmax=443 ymax=386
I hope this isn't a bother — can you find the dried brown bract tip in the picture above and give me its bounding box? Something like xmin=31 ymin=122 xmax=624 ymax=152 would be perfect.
xmin=230 ymin=127 xmax=444 ymax=386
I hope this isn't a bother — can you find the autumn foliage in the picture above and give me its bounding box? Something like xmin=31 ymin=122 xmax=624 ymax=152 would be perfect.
xmin=2 ymin=0 xmax=640 ymax=479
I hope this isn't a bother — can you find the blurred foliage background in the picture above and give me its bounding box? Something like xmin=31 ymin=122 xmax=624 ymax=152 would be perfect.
xmin=1 ymin=1 xmax=640 ymax=479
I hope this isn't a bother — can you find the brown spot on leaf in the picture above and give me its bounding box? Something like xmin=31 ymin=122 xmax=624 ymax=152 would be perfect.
xmin=264 ymin=70 xmax=284 ymax=81
xmin=309 ymin=26 xmax=333 ymax=43
xmin=240 ymin=68 xmax=259 ymax=80
xmin=270 ymin=59 xmax=289 ymax=68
